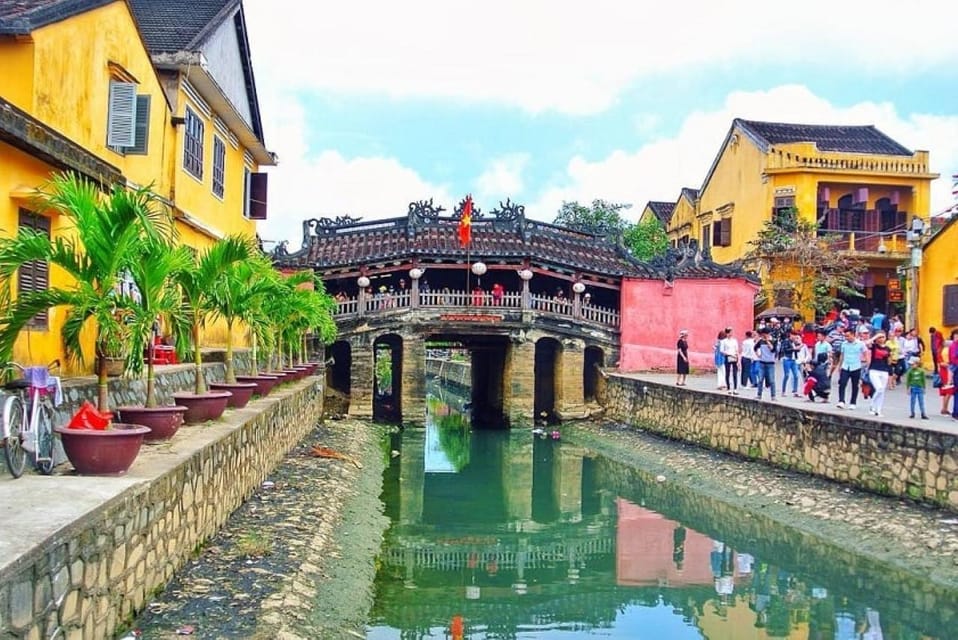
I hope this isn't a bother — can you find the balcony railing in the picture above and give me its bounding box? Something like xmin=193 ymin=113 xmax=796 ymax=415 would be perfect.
xmin=817 ymin=223 xmax=910 ymax=254
xmin=334 ymin=288 xmax=619 ymax=328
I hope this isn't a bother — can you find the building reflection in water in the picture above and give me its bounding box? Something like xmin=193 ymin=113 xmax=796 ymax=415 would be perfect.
xmin=366 ymin=391 xmax=952 ymax=639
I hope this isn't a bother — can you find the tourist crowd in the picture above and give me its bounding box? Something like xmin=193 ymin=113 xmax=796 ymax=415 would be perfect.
xmin=677 ymin=311 xmax=958 ymax=422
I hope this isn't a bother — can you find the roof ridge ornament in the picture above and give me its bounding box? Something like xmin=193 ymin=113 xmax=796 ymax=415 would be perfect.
xmin=408 ymin=198 xmax=446 ymax=227
xmin=454 ymin=197 xmax=483 ymax=220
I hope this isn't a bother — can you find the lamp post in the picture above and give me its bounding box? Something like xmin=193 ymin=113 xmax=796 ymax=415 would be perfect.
xmin=518 ymin=268 xmax=533 ymax=310
xmin=905 ymin=217 xmax=925 ymax=331
xmin=572 ymin=280 xmax=586 ymax=318
xmin=409 ymin=267 xmax=424 ymax=308
xmin=357 ymin=275 xmax=370 ymax=316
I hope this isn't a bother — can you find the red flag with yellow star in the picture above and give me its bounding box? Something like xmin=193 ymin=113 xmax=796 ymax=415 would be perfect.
xmin=458 ymin=195 xmax=473 ymax=247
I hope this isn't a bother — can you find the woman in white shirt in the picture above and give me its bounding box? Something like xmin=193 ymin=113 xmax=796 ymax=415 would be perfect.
xmin=719 ymin=327 xmax=740 ymax=395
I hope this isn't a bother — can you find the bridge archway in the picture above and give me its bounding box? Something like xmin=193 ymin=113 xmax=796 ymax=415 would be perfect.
xmin=374 ymin=334 xmax=403 ymax=423
xmin=534 ymin=337 xmax=561 ymax=423
xmin=583 ymin=345 xmax=605 ymax=402
xmin=326 ymin=340 xmax=352 ymax=394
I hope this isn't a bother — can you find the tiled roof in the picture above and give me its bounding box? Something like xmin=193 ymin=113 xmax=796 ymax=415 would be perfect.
xmin=0 ymin=0 xmax=112 ymax=34
xmin=680 ymin=187 xmax=699 ymax=202
xmin=277 ymin=217 xmax=651 ymax=278
xmin=645 ymin=201 xmax=676 ymax=225
xmin=128 ymin=0 xmax=236 ymax=53
xmin=273 ymin=203 xmax=751 ymax=282
xmin=736 ymin=118 xmax=913 ymax=156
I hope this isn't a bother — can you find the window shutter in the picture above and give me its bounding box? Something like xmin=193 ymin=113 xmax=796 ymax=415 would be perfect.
xmin=248 ymin=172 xmax=268 ymax=220
xmin=127 ymin=95 xmax=151 ymax=155
xmin=17 ymin=210 xmax=51 ymax=329
xmin=721 ymin=219 xmax=731 ymax=246
xmin=107 ymin=81 xmax=137 ymax=148
xmin=944 ymin=285 xmax=958 ymax=326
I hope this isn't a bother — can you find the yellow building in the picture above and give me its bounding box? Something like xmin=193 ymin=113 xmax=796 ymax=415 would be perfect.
xmin=0 ymin=0 xmax=275 ymax=369
xmin=660 ymin=188 xmax=699 ymax=248
xmin=917 ymin=216 xmax=958 ymax=340
xmin=662 ymin=119 xmax=938 ymax=320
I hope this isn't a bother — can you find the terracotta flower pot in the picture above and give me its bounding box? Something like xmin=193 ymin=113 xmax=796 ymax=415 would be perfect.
xmin=55 ymin=423 xmax=150 ymax=475
xmin=209 ymin=382 xmax=256 ymax=408
xmin=116 ymin=405 xmax=188 ymax=441
xmin=235 ymin=375 xmax=279 ymax=397
xmin=172 ymin=391 xmax=232 ymax=424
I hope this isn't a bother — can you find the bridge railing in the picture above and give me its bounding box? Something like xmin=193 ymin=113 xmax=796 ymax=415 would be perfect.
xmin=334 ymin=288 xmax=619 ymax=328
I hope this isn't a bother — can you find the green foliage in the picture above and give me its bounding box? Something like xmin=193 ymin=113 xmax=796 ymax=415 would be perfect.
xmin=745 ymin=207 xmax=865 ymax=317
xmin=553 ymin=199 xmax=667 ymax=261
xmin=374 ymin=345 xmax=393 ymax=394
xmin=0 ymin=172 xmax=174 ymax=411
xmin=622 ymin=216 xmax=669 ymax=260
xmin=553 ymin=199 xmax=631 ymax=235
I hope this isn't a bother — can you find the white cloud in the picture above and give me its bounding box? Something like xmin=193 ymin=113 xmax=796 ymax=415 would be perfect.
xmin=244 ymin=0 xmax=958 ymax=116
xmin=475 ymin=154 xmax=529 ymax=202
xmin=524 ymin=85 xmax=958 ymax=222
xmin=256 ymin=98 xmax=453 ymax=247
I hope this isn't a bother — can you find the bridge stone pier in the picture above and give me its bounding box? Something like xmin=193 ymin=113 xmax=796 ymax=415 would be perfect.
xmin=335 ymin=314 xmax=617 ymax=427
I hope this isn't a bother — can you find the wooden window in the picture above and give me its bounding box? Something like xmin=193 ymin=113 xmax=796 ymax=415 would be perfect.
xmin=127 ymin=95 xmax=151 ymax=155
xmin=17 ymin=209 xmax=51 ymax=329
xmin=212 ymin=136 xmax=226 ymax=198
xmin=944 ymin=285 xmax=958 ymax=326
xmin=701 ymin=223 xmax=711 ymax=250
xmin=107 ymin=81 xmax=136 ymax=148
xmin=774 ymin=287 xmax=793 ymax=308
xmin=183 ymin=107 xmax=205 ymax=179
xmin=246 ymin=171 xmax=268 ymax=220
xmin=713 ymin=218 xmax=732 ymax=247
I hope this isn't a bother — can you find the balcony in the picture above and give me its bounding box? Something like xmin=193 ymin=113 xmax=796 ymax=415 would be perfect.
xmin=333 ymin=287 xmax=620 ymax=328
xmin=817 ymin=225 xmax=910 ymax=256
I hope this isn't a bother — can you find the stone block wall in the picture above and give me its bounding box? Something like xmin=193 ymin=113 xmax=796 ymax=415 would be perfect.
xmin=604 ymin=375 xmax=958 ymax=512
xmin=0 ymin=373 xmax=324 ymax=640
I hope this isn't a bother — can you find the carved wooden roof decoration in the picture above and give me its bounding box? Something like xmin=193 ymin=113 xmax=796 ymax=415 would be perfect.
xmin=271 ymin=199 xmax=750 ymax=281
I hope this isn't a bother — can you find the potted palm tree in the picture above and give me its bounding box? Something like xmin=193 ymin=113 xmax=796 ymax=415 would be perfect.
xmin=205 ymin=238 xmax=264 ymax=408
xmin=234 ymin=257 xmax=283 ymax=396
xmin=172 ymin=236 xmax=253 ymax=423
xmin=0 ymin=173 xmax=159 ymax=474
xmin=115 ymin=238 xmax=192 ymax=440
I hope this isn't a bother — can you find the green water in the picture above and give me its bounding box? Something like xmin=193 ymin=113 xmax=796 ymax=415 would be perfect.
xmin=366 ymin=394 xmax=956 ymax=639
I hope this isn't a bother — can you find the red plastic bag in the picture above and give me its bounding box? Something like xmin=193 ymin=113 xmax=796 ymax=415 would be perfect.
xmin=68 ymin=401 xmax=113 ymax=430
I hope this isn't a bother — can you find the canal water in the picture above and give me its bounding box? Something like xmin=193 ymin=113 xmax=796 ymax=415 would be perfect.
xmin=366 ymin=388 xmax=956 ymax=639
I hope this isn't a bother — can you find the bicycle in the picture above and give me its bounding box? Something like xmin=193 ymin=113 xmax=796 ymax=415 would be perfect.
xmin=1 ymin=360 xmax=61 ymax=478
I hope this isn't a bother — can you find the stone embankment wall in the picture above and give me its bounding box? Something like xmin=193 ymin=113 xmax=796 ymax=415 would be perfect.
xmin=605 ymin=375 xmax=958 ymax=512
xmin=424 ymin=358 xmax=470 ymax=390
xmin=0 ymin=363 xmax=324 ymax=640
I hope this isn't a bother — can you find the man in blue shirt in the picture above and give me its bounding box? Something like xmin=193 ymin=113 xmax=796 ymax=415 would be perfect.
xmin=753 ymin=328 xmax=777 ymax=401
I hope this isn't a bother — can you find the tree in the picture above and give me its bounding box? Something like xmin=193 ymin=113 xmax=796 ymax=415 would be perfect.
xmin=0 ymin=173 xmax=173 ymax=412
xmin=553 ymin=199 xmax=668 ymax=261
xmin=623 ymin=216 xmax=669 ymax=261
xmin=744 ymin=207 xmax=865 ymax=319
xmin=553 ymin=200 xmax=631 ymax=235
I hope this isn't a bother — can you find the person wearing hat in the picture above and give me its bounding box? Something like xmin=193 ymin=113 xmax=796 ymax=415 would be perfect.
xmin=904 ymin=355 xmax=929 ymax=419
xmin=676 ymin=330 xmax=690 ymax=386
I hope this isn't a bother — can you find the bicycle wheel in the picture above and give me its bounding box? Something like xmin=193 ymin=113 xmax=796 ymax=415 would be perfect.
xmin=3 ymin=395 xmax=26 ymax=478
xmin=34 ymin=399 xmax=56 ymax=475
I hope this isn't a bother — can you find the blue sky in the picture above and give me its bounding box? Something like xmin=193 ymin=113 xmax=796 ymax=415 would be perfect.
xmin=244 ymin=0 xmax=958 ymax=249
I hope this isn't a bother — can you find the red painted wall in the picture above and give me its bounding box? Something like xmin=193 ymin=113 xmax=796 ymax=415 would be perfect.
xmin=619 ymin=277 xmax=758 ymax=372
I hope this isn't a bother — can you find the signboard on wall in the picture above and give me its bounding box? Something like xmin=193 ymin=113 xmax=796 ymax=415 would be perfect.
xmin=889 ymin=290 xmax=904 ymax=303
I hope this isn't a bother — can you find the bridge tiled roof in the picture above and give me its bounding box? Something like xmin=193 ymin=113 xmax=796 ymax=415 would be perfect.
xmin=272 ymin=200 xmax=750 ymax=282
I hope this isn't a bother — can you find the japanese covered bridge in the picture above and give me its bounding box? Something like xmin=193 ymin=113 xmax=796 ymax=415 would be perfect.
xmin=272 ymin=198 xmax=749 ymax=427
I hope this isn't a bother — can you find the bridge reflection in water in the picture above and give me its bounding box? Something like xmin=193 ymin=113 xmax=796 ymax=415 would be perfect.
xmin=366 ymin=388 xmax=957 ymax=638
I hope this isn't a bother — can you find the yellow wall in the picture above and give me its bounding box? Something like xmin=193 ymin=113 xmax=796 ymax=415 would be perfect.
xmin=171 ymin=86 xmax=258 ymax=241
xmin=0 ymin=39 xmax=35 ymax=108
xmin=918 ymin=220 xmax=958 ymax=339
xmin=698 ymin=136 xmax=767 ymax=264
xmin=23 ymin=2 xmax=171 ymax=192
xmin=667 ymin=194 xmax=697 ymax=245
